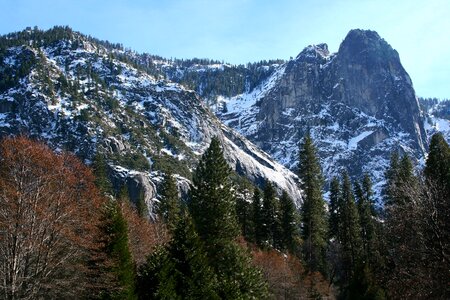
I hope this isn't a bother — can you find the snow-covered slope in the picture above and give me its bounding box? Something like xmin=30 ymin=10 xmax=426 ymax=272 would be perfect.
xmin=0 ymin=27 xmax=302 ymax=210
xmin=212 ymin=31 xmax=429 ymax=199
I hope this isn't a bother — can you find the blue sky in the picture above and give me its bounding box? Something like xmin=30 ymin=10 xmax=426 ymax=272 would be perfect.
xmin=1 ymin=0 xmax=449 ymax=98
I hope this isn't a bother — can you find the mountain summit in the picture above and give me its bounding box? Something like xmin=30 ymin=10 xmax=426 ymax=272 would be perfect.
xmin=216 ymin=29 xmax=428 ymax=195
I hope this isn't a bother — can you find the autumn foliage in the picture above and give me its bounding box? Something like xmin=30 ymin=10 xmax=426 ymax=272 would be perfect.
xmin=251 ymin=246 xmax=335 ymax=299
xmin=0 ymin=136 xmax=106 ymax=299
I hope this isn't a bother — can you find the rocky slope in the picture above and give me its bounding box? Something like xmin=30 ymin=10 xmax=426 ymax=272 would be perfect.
xmin=0 ymin=27 xmax=302 ymax=214
xmin=214 ymin=30 xmax=429 ymax=196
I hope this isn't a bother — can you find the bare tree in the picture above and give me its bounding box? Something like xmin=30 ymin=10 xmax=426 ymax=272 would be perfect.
xmin=0 ymin=137 xmax=105 ymax=299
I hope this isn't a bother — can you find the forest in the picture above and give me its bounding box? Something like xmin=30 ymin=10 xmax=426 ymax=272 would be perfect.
xmin=0 ymin=133 xmax=449 ymax=299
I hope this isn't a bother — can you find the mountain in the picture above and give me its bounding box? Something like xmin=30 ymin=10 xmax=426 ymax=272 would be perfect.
xmin=207 ymin=29 xmax=433 ymax=197
xmin=0 ymin=26 xmax=302 ymax=214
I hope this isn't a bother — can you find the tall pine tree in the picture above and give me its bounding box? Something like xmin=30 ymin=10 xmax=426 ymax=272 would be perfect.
xmin=298 ymin=133 xmax=328 ymax=273
xmin=261 ymin=181 xmax=281 ymax=248
xmin=189 ymin=137 xmax=268 ymax=299
xmin=279 ymin=190 xmax=300 ymax=253
xmin=158 ymin=172 xmax=180 ymax=231
xmin=339 ymin=171 xmax=362 ymax=285
xmin=101 ymin=200 xmax=136 ymax=300
xmin=252 ymin=187 xmax=264 ymax=246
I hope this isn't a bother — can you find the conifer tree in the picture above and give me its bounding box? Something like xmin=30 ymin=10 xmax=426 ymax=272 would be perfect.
xmin=189 ymin=137 xmax=238 ymax=247
xmin=261 ymin=181 xmax=280 ymax=248
xmin=355 ymin=174 xmax=377 ymax=265
xmin=424 ymin=133 xmax=450 ymax=197
xmin=160 ymin=212 xmax=219 ymax=299
xmin=93 ymin=152 xmax=113 ymax=195
xmin=339 ymin=171 xmax=362 ymax=282
xmin=102 ymin=200 xmax=136 ymax=299
xmin=279 ymin=190 xmax=300 ymax=252
xmin=252 ymin=187 xmax=264 ymax=246
xmin=328 ymin=176 xmax=341 ymax=240
xmin=236 ymin=192 xmax=252 ymax=239
xmin=298 ymin=133 xmax=328 ymax=273
xmin=158 ymin=172 xmax=180 ymax=231
xmin=189 ymin=137 xmax=268 ymax=299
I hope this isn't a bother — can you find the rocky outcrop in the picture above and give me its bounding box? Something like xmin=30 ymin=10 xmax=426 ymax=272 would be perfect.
xmin=219 ymin=29 xmax=428 ymax=196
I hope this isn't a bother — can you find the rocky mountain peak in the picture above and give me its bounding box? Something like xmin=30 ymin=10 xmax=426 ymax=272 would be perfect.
xmin=216 ymin=29 xmax=429 ymax=198
xmin=295 ymin=43 xmax=330 ymax=62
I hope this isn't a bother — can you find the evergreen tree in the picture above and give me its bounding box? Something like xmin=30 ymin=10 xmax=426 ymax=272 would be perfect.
xmin=93 ymin=152 xmax=113 ymax=195
xmin=261 ymin=181 xmax=280 ymax=248
xmin=189 ymin=137 xmax=238 ymax=248
xmin=252 ymin=187 xmax=264 ymax=246
xmin=102 ymin=200 xmax=136 ymax=299
xmin=189 ymin=137 xmax=268 ymax=299
xmin=162 ymin=212 xmax=219 ymax=299
xmin=328 ymin=176 xmax=341 ymax=240
xmin=355 ymin=174 xmax=377 ymax=265
xmin=236 ymin=192 xmax=252 ymax=240
xmin=339 ymin=171 xmax=362 ymax=283
xmin=136 ymin=247 xmax=175 ymax=300
xmin=279 ymin=190 xmax=300 ymax=252
xmin=158 ymin=172 xmax=180 ymax=231
xmin=298 ymin=133 xmax=328 ymax=273
xmin=424 ymin=133 xmax=450 ymax=196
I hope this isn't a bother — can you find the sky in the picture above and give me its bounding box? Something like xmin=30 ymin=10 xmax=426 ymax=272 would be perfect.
xmin=1 ymin=0 xmax=449 ymax=98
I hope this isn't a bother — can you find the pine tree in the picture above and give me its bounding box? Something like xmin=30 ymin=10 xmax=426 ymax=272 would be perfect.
xmin=252 ymin=187 xmax=264 ymax=246
xmin=261 ymin=181 xmax=280 ymax=248
xmin=189 ymin=137 xmax=268 ymax=299
xmin=189 ymin=137 xmax=238 ymax=248
xmin=298 ymin=133 xmax=328 ymax=273
xmin=236 ymin=191 xmax=252 ymax=240
xmin=328 ymin=176 xmax=341 ymax=240
xmin=279 ymin=190 xmax=300 ymax=252
xmin=339 ymin=171 xmax=362 ymax=282
xmin=424 ymin=133 xmax=450 ymax=196
xmin=163 ymin=212 xmax=219 ymax=299
xmin=158 ymin=172 xmax=180 ymax=231
xmin=102 ymin=200 xmax=136 ymax=299
xmin=355 ymin=174 xmax=377 ymax=265
xmin=93 ymin=152 xmax=113 ymax=195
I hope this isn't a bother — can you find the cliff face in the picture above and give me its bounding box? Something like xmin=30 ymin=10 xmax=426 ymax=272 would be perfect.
xmin=0 ymin=27 xmax=302 ymax=212
xmin=219 ymin=29 xmax=427 ymax=195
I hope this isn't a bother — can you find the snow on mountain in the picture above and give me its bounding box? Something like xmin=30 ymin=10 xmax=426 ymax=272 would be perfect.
xmin=0 ymin=27 xmax=302 ymax=211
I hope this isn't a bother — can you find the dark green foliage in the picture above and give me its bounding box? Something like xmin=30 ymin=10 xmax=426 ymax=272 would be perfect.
xmin=339 ymin=171 xmax=362 ymax=280
xmin=260 ymin=181 xmax=281 ymax=248
xmin=328 ymin=176 xmax=341 ymax=240
xmin=139 ymin=213 xmax=219 ymax=299
xmin=157 ymin=172 xmax=180 ymax=231
xmin=189 ymin=137 xmax=269 ymax=299
xmin=189 ymin=136 xmax=239 ymax=247
xmin=111 ymin=152 xmax=150 ymax=172
xmin=236 ymin=191 xmax=253 ymax=239
xmin=424 ymin=133 xmax=450 ymax=196
xmin=165 ymin=213 xmax=219 ymax=299
xmin=279 ymin=190 xmax=300 ymax=252
xmin=355 ymin=174 xmax=378 ymax=266
xmin=136 ymin=247 xmax=175 ymax=300
xmin=298 ymin=133 xmax=328 ymax=273
xmin=252 ymin=187 xmax=264 ymax=246
xmin=102 ymin=200 xmax=136 ymax=300
xmin=93 ymin=152 xmax=114 ymax=195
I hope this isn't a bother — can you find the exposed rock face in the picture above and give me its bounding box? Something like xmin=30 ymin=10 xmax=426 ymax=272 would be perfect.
xmin=0 ymin=27 xmax=302 ymax=205
xmin=219 ymin=29 xmax=427 ymax=195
